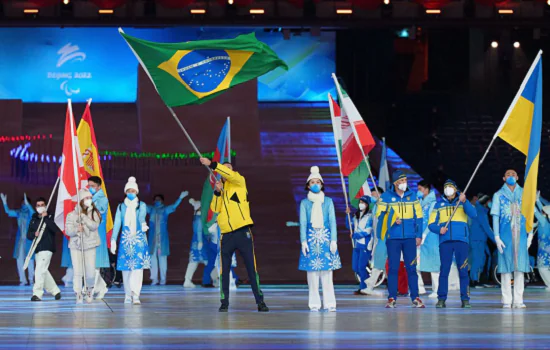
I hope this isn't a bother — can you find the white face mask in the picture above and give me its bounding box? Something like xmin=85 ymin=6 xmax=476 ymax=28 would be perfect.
xmin=444 ymin=187 xmax=456 ymax=197
xmin=83 ymin=199 xmax=93 ymax=208
xmin=36 ymin=207 xmax=46 ymax=214
xmin=359 ymin=203 xmax=367 ymax=211
xmin=397 ymin=183 xmax=407 ymax=191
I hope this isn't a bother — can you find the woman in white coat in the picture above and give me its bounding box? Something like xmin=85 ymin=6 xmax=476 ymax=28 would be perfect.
xmin=110 ymin=177 xmax=151 ymax=305
xmin=65 ymin=188 xmax=101 ymax=304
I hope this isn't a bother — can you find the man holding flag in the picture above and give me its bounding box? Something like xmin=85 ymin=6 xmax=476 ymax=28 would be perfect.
xmin=199 ymin=157 xmax=269 ymax=313
xmin=489 ymin=51 xmax=541 ymax=309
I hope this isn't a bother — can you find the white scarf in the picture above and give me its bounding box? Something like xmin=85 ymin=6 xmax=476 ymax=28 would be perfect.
xmin=124 ymin=197 xmax=139 ymax=236
xmin=307 ymin=191 xmax=325 ymax=229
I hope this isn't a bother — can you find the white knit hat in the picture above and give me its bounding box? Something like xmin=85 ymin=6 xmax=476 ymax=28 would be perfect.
xmin=306 ymin=166 xmax=324 ymax=184
xmin=79 ymin=188 xmax=92 ymax=199
xmin=124 ymin=176 xmax=139 ymax=194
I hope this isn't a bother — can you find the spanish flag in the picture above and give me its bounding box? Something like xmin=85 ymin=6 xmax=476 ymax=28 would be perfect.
xmin=495 ymin=50 xmax=543 ymax=233
xmin=77 ymin=100 xmax=114 ymax=246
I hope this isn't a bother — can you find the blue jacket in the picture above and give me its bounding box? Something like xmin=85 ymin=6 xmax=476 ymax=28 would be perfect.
xmin=3 ymin=202 xmax=34 ymax=259
xmin=428 ymin=193 xmax=477 ymax=244
xmin=469 ymin=202 xmax=495 ymax=243
xmin=299 ymin=196 xmax=337 ymax=243
xmin=376 ymin=188 xmax=423 ymax=240
xmin=147 ymin=197 xmax=183 ymax=256
xmin=345 ymin=212 xmax=373 ymax=245
xmin=92 ymin=189 xmax=109 ymax=237
xmin=112 ymin=200 xmax=147 ymax=242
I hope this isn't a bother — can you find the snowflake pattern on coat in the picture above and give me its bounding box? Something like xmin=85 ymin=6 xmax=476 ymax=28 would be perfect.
xmin=299 ymin=227 xmax=341 ymax=272
xmin=117 ymin=226 xmax=151 ymax=271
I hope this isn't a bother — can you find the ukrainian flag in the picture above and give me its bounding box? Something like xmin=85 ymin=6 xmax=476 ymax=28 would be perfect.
xmin=495 ymin=50 xmax=543 ymax=233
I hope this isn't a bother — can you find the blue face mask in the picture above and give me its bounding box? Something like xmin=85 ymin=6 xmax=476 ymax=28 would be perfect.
xmin=89 ymin=187 xmax=97 ymax=195
xmin=126 ymin=193 xmax=137 ymax=200
xmin=487 ymin=202 xmax=492 ymax=209
xmin=506 ymin=176 xmax=517 ymax=186
xmin=154 ymin=201 xmax=163 ymax=208
xmin=416 ymin=190 xmax=424 ymax=199
xmin=310 ymin=184 xmax=321 ymax=194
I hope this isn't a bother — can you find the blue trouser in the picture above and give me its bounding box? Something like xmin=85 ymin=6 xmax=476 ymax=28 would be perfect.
xmin=202 ymin=240 xmax=219 ymax=285
xmin=469 ymin=240 xmax=487 ymax=282
xmin=353 ymin=244 xmax=371 ymax=290
xmin=387 ymin=238 xmax=419 ymax=301
xmin=439 ymin=241 xmax=470 ymax=301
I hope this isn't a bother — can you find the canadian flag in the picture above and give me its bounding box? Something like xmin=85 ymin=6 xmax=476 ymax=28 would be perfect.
xmin=54 ymin=100 xmax=88 ymax=236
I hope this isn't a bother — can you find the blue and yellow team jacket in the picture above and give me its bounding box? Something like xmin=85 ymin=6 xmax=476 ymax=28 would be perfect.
xmin=376 ymin=189 xmax=423 ymax=240
xmin=428 ymin=193 xmax=477 ymax=244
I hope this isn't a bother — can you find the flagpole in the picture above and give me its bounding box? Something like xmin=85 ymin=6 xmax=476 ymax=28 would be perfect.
xmin=227 ymin=116 xmax=231 ymax=163
xmin=328 ymin=94 xmax=354 ymax=239
xmin=23 ymin=177 xmax=60 ymax=270
xmin=118 ymin=28 xmax=217 ymax=179
xmin=68 ymin=99 xmax=88 ymax=291
xmin=443 ymin=50 xmax=543 ymax=228
xmin=331 ymin=74 xmax=380 ymax=198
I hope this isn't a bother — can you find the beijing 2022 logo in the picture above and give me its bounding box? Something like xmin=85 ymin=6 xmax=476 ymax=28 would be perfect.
xmin=47 ymin=43 xmax=92 ymax=97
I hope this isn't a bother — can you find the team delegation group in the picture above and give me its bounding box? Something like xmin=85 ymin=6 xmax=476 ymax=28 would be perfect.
xmin=2 ymin=157 xmax=550 ymax=312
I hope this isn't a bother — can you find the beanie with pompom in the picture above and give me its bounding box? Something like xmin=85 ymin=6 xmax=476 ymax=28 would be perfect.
xmin=306 ymin=166 xmax=324 ymax=184
xmin=124 ymin=176 xmax=139 ymax=194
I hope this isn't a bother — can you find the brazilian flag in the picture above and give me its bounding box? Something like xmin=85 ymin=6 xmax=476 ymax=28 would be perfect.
xmin=119 ymin=29 xmax=288 ymax=107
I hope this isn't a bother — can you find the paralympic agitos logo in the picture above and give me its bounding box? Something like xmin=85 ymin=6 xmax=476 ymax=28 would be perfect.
xmin=47 ymin=43 xmax=92 ymax=97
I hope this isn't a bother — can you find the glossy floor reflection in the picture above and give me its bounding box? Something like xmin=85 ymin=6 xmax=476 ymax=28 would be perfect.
xmin=0 ymin=285 xmax=549 ymax=349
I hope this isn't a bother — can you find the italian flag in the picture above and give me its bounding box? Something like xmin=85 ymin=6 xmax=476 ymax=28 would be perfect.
xmin=329 ymin=93 xmax=372 ymax=209
xmin=332 ymin=75 xmax=376 ymax=176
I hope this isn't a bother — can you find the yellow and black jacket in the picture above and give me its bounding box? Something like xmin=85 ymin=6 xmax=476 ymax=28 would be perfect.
xmin=209 ymin=162 xmax=254 ymax=234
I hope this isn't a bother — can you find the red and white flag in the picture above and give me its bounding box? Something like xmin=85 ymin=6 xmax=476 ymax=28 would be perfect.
xmin=54 ymin=100 xmax=88 ymax=236
xmin=332 ymin=75 xmax=376 ymax=176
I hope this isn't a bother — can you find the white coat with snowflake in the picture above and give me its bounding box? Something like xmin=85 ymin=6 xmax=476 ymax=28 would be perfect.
xmin=298 ymin=196 xmax=341 ymax=272
xmin=113 ymin=201 xmax=151 ymax=271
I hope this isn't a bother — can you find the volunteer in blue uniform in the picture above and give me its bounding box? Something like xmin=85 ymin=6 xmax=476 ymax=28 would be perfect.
xmin=468 ymin=193 xmax=495 ymax=288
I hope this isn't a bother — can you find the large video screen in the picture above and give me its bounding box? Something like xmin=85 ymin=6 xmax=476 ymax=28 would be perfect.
xmin=0 ymin=27 xmax=335 ymax=103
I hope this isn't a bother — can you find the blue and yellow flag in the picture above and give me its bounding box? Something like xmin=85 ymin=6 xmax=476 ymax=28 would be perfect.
xmin=495 ymin=50 xmax=543 ymax=232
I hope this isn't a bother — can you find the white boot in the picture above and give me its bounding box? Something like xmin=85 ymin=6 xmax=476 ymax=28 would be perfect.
xmin=85 ymin=288 xmax=94 ymax=304
xmin=183 ymin=279 xmax=196 ymax=288
xmin=76 ymin=293 xmax=84 ymax=305
xmin=183 ymin=262 xmax=199 ymax=288
xmin=132 ymin=293 xmax=141 ymax=305
xmin=229 ymin=271 xmax=237 ymax=291
xmin=124 ymin=295 xmax=132 ymax=304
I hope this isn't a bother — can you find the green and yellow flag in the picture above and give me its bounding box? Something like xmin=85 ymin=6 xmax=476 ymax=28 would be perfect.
xmin=119 ymin=29 xmax=288 ymax=106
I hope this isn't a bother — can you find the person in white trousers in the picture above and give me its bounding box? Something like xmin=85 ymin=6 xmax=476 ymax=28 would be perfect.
xmin=534 ymin=199 xmax=550 ymax=290
xmin=65 ymin=188 xmax=102 ymax=304
xmin=110 ymin=177 xmax=151 ymax=305
xmin=491 ymin=169 xmax=534 ymax=309
xmin=298 ymin=167 xmax=341 ymax=312
xmin=27 ymin=197 xmax=62 ymax=301
xmin=1 ymin=193 xmax=35 ymax=286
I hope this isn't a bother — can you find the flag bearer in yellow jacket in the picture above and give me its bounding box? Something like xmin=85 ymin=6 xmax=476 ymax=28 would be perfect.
xmin=428 ymin=179 xmax=477 ymax=308
xmin=199 ymin=158 xmax=269 ymax=313
xmin=376 ymin=170 xmax=425 ymax=308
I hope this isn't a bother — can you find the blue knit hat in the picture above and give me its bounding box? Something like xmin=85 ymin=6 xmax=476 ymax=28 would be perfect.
xmin=392 ymin=170 xmax=407 ymax=183
xmin=359 ymin=195 xmax=370 ymax=204
xmin=443 ymin=179 xmax=458 ymax=189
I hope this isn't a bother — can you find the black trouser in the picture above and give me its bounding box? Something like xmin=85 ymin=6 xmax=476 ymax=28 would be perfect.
xmin=220 ymin=226 xmax=264 ymax=306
